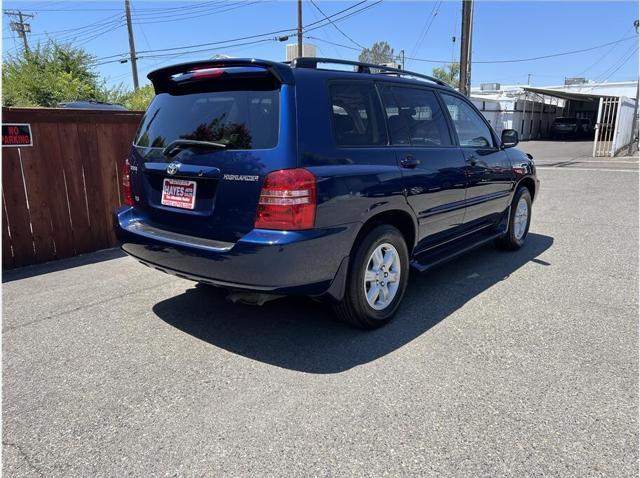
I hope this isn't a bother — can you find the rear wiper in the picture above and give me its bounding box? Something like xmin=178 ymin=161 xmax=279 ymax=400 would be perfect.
xmin=162 ymin=139 xmax=227 ymax=157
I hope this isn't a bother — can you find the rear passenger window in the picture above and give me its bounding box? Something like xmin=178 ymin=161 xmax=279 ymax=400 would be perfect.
xmin=378 ymin=85 xmax=452 ymax=147
xmin=330 ymin=82 xmax=386 ymax=146
xmin=441 ymin=93 xmax=494 ymax=148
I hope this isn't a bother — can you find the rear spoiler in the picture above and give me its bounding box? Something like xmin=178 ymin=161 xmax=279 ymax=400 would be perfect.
xmin=147 ymin=58 xmax=295 ymax=91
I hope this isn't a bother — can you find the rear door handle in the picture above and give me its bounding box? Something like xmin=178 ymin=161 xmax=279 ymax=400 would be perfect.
xmin=400 ymin=155 xmax=420 ymax=169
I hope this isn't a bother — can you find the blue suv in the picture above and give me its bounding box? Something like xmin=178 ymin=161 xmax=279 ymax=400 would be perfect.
xmin=115 ymin=58 xmax=539 ymax=329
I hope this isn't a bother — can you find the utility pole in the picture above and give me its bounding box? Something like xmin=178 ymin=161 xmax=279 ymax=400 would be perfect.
xmin=297 ymin=0 xmax=303 ymax=58
xmin=527 ymin=73 xmax=532 ymax=85
xmin=124 ymin=0 xmax=139 ymax=90
xmin=458 ymin=0 xmax=473 ymax=96
xmin=629 ymin=19 xmax=639 ymax=155
xmin=400 ymin=49 xmax=405 ymax=69
xmin=4 ymin=10 xmax=35 ymax=53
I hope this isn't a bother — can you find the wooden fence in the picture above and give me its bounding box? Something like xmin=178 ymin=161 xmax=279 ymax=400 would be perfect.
xmin=2 ymin=108 xmax=144 ymax=270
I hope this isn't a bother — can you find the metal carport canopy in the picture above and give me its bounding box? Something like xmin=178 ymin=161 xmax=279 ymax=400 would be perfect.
xmin=521 ymin=86 xmax=616 ymax=102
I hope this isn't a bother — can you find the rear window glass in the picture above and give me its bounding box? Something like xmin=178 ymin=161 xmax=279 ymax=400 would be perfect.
xmin=134 ymin=89 xmax=279 ymax=150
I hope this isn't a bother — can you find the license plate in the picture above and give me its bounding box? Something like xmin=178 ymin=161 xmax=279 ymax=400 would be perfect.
xmin=161 ymin=178 xmax=197 ymax=210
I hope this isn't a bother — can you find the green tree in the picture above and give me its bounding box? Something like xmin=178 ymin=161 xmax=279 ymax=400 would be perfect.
xmin=358 ymin=41 xmax=395 ymax=65
xmin=431 ymin=62 xmax=460 ymax=88
xmin=120 ymin=84 xmax=155 ymax=111
xmin=2 ymin=41 xmax=105 ymax=107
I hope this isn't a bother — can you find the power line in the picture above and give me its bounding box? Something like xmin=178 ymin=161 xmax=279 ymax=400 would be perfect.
xmin=573 ymin=25 xmax=635 ymax=77
xmin=130 ymin=1 xmax=152 ymax=50
xmin=74 ymin=22 xmax=124 ymax=47
xmin=132 ymin=1 xmax=256 ymax=24
xmin=139 ymin=38 xmax=276 ymax=60
xmin=91 ymin=0 xmax=383 ymax=71
xmin=598 ymin=47 xmax=638 ymax=83
xmin=92 ymin=0 xmax=378 ymax=62
xmin=8 ymin=2 xmax=235 ymax=41
xmin=22 ymin=1 xmax=225 ymax=12
xmin=471 ymin=35 xmax=637 ymax=64
xmin=309 ymin=0 xmax=364 ymax=49
xmin=2 ymin=13 xmax=122 ymax=40
xmin=307 ymin=34 xmax=637 ymax=65
xmin=94 ymin=28 xmax=292 ymax=61
xmin=595 ymin=44 xmax=638 ymax=82
xmin=92 ymin=37 xmax=276 ymax=67
xmin=55 ymin=18 xmax=124 ymax=45
xmin=304 ymin=0 xmax=383 ymax=34
xmin=410 ymin=0 xmax=442 ymax=59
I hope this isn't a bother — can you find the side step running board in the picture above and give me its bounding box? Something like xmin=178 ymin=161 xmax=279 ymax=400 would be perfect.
xmin=410 ymin=229 xmax=505 ymax=273
xmin=411 ymin=206 xmax=511 ymax=273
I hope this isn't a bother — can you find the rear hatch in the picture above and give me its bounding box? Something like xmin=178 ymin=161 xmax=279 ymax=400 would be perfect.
xmin=129 ymin=60 xmax=296 ymax=243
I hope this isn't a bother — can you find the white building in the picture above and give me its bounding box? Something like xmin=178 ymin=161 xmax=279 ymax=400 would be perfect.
xmin=285 ymin=43 xmax=317 ymax=61
xmin=470 ymin=80 xmax=638 ymax=156
xmin=471 ymin=83 xmax=566 ymax=140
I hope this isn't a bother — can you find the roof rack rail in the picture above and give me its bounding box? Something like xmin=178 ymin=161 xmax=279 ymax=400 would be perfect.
xmin=291 ymin=57 xmax=452 ymax=88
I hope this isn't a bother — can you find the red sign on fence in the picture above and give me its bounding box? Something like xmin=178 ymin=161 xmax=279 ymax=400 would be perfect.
xmin=2 ymin=123 xmax=32 ymax=147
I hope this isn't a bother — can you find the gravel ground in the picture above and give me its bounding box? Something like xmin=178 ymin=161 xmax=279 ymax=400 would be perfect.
xmin=3 ymin=144 xmax=638 ymax=477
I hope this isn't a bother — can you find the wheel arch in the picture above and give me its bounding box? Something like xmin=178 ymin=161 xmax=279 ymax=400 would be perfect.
xmin=352 ymin=208 xmax=418 ymax=257
xmin=321 ymin=207 xmax=417 ymax=303
xmin=516 ymin=176 xmax=537 ymax=201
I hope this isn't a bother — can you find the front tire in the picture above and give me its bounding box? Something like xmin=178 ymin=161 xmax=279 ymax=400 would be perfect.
xmin=333 ymin=225 xmax=409 ymax=329
xmin=495 ymin=186 xmax=532 ymax=251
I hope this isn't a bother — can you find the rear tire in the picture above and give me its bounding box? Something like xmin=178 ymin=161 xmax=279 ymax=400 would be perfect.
xmin=495 ymin=186 xmax=532 ymax=251
xmin=333 ymin=225 xmax=409 ymax=329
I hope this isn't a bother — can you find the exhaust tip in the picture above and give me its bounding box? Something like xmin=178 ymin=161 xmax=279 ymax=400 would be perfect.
xmin=225 ymin=291 xmax=284 ymax=306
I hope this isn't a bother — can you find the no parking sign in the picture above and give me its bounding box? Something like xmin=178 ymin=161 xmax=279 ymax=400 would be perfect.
xmin=2 ymin=123 xmax=32 ymax=147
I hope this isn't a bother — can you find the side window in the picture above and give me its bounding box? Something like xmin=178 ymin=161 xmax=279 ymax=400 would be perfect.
xmin=441 ymin=93 xmax=494 ymax=148
xmin=329 ymin=82 xmax=386 ymax=146
xmin=378 ymin=85 xmax=452 ymax=147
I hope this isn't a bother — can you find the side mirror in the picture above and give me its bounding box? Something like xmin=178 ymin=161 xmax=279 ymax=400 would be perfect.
xmin=501 ymin=129 xmax=519 ymax=148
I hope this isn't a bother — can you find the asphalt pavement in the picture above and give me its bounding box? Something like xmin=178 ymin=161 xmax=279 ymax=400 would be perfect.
xmin=520 ymin=140 xmax=639 ymax=172
xmin=3 ymin=141 xmax=638 ymax=477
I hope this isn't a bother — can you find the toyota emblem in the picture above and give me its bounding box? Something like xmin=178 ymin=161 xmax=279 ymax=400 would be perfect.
xmin=166 ymin=161 xmax=181 ymax=175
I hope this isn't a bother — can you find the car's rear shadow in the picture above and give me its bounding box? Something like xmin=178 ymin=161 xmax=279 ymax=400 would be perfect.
xmin=152 ymin=233 xmax=553 ymax=374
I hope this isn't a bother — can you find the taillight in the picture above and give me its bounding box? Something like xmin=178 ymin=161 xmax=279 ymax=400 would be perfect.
xmin=255 ymin=168 xmax=316 ymax=230
xmin=191 ymin=68 xmax=225 ymax=79
xmin=122 ymin=158 xmax=134 ymax=206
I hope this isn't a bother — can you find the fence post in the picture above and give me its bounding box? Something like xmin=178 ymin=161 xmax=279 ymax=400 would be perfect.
xmin=593 ymin=97 xmax=604 ymax=157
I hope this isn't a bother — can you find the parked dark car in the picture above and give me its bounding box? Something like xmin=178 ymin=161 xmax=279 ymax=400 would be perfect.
xmin=550 ymin=116 xmax=592 ymax=139
xmin=59 ymin=100 xmax=128 ymax=110
xmin=115 ymin=58 xmax=539 ymax=329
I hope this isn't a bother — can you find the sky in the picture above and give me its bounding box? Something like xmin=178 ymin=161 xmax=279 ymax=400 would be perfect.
xmin=2 ymin=0 xmax=638 ymax=91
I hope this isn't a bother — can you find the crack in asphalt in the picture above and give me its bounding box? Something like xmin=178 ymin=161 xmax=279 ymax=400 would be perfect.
xmin=3 ymin=440 xmax=45 ymax=477
xmin=2 ymin=280 xmax=173 ymax=333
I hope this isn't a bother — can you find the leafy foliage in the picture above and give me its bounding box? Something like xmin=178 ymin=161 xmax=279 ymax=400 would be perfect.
xmin=431 ymin=63 xmax=460 ymax=87
xmin=2 ymin=41 xmax=105 ymax=107
xmin=120 ymin=84 xmax=155 ymax=111
xmin=2 ymin=40 xmax=156 ymax=110
xmin=358 ymin=41 xmax=396 ymax=65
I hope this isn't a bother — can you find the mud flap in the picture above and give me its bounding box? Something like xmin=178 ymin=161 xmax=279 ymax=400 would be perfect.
xmin=319 ymin=255 xmax=350 ymax=303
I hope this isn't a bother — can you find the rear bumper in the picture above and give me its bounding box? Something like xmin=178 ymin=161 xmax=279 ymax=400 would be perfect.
xmin=114 ymin=206 xmax=358 ymax=296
